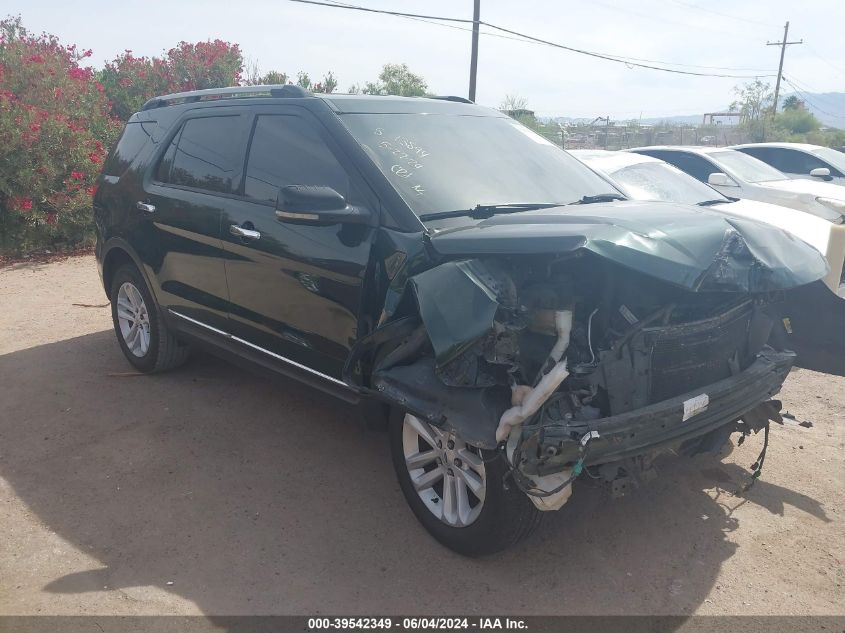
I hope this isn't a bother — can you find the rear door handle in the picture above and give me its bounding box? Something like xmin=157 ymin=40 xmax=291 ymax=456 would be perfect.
xmin=136 ymin=201 xmax=156 ymax=213
xmin=229 ymin=224 xmax=261 ymax=240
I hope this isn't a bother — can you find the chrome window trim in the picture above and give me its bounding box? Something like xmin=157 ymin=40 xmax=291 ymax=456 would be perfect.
xmin=168 ymin=309 xmax=351 ymax=389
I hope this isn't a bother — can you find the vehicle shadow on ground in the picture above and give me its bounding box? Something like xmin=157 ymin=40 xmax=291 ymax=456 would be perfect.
xmin=0 ymin=331 xmax=830 ymax=615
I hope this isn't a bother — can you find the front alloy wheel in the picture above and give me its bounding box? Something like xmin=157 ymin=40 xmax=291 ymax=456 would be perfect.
xmin=389 ymin=411 xmax=542 ymax=556
xmin=402 ymin=414 xmax=487 ymax=527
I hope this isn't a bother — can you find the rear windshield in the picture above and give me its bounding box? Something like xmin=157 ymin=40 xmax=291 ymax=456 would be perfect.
xmin=339 ymin=113 xmax=615 ymax=217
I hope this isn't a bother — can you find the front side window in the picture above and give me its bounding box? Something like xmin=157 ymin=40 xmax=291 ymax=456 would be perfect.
xmin=609 ymin=162 xmax=727 ymax=205
xmin=339 ymin=113 xmax=614 ymax=217
xmin=710 ymin=151 xmax=786 ymax=183
xmin=748 ymin=147 xmax=825 ymax=174
xmin=810 ymin=147 xmax=845 ymax=175
xmin=244 ymin=115 xmax=350 ymax=203
xmin=161 ymin=115 xmax=244 ymax=194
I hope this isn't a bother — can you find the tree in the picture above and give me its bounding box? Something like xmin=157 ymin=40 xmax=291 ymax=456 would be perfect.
xmin=260 ymin=70 xmax=289 ymax=85
xmin=776 ymin=108 xmax=820 ymax=135
xmin=731 ymin=80 xmax=773 ymax=122
xmin=782 ymin=95 xmax=802 ymax=111
xmin=242 ymin=63 xmax=336 ymax=92
xmin=731 ymin=80 xmax=774 ymax=142
xmin=499 ymin=94 xmax=538 ymax=129
xmin=500 ymin=94 xmax=528 ymax=112
xmin=314 ymin=71 xmax=337 ymax=94
xmin=0 ymin=16 xmax=120 ymax=254
xmin=362 ymin=63 xmax=427 ymax=97
xmin=295 ymin=71 xmax=311 ymax=90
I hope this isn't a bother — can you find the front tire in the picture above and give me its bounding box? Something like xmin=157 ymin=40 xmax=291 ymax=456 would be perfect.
xmin=389 ymin=411 xmax=541 ymax=556
xmin=110 ymin=264 xmax=189 ymax=373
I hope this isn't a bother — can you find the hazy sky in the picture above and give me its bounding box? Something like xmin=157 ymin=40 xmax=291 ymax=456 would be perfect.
xmin=8 ymin=0 xmax=845 ymax=118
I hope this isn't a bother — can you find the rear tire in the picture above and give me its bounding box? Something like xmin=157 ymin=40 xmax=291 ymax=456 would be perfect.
xmin=389 ymin=411 xmax=541 ymax=556
xmin=110 ymin=264 xmax=189 ymax=373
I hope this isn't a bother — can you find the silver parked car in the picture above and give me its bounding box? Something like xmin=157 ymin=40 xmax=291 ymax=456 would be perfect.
xmin=731 ymin=143 xmax=845 ymax=186
xmin=627 ymin=146 xmax=845 ymax=223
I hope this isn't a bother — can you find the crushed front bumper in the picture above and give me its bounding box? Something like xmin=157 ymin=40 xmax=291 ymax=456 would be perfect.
xmin=520 ymin=349 xmax=795 ymax=476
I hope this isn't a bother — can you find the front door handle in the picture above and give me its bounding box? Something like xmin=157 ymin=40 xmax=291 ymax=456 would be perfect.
xmin=136 ymin=201 xmax=156 ymax=213
xmin=229 ymin=224 xmax=261 ymax=240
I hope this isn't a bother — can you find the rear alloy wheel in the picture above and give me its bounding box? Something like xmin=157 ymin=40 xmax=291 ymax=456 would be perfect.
xmin=390 ymin=411 xmax=542 ymax=556
xmin=110 ymin=264 xmax=189 ymax=373
xmin=116 ymin=281 xmax=151 ymax=358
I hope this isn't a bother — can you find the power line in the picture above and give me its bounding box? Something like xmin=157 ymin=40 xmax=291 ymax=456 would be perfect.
xmin=802 ymin=43 xmax=845 ymax=78
xmin=666 ymin=0 xmax=779 ymax=29
xmin=287 ymin=0 xmax=777 ymax=79
xmin=586 ymin=0 xmax=772 ymax=38
xmin=781 ymin=76 xmax=843 ymax=119
xmin=288 ymin=0 xmax=474 ymax=22
xmin=322 ymin=0 xmax=769 ymax=72
xmin=480 ymin=20 xmax=774 ymax=78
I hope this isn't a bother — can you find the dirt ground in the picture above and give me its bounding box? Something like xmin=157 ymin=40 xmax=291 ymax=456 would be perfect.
xmin=0 ymin=255 xmax=843 ymax=616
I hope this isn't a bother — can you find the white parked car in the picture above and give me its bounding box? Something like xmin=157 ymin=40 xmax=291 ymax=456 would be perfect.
xmin=572 ymin=149 xmax=845 ymax=297
xmin=731 ymin=142 xmax=845 ymax=186
xmin=627 ymin=146 xmax=845 ymax=224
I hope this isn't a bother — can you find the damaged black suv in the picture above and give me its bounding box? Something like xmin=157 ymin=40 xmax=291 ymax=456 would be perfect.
xmin=94 ymin=86 xmax=844 ymax=556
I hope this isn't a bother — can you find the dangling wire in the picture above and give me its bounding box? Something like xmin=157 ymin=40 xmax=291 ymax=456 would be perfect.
xmin=742 ymin=421 xmax=770 ymax=492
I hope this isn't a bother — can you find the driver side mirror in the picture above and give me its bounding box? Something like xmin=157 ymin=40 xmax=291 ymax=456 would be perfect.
xmin=810 ymin=167 xmax=832 ymax=180
xmin=275 ymin=185 xmax=373 ymax=225
xmin=707 ymin=172 xmax=737 ymax=187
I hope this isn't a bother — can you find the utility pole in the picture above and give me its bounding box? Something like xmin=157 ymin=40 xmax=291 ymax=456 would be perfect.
xmin=468 ymin=0 xmax=480 ymax=102
xmin=767 ymin=21 xmax=803 ymax=116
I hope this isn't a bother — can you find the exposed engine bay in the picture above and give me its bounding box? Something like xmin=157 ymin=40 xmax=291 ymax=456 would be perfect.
xmin=347 ymin=251 xmax=795 ymax=511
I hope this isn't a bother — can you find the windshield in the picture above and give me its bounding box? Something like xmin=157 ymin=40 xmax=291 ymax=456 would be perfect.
xmin=339 ymin=113 xmax=617 ymax=217
xmin=710 ymin=150 xmax=786 ymax=183
xmin=812 ymin=147 xmax=845 ymax=173
xmin=605 ymin=161 xmax=727 ymax=205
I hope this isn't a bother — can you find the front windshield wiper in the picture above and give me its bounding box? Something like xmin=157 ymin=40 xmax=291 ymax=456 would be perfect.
xmin=418 ymin=202 xmax=566 ymax=222
xmin=569 ymin=193 xmax=626 ymax=205
xmin=696 ymin=199 xmax=730 ymax=206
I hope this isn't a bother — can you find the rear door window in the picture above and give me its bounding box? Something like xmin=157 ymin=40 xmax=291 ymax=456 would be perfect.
xmin=159 ymin=115 xmax=245 ymax=194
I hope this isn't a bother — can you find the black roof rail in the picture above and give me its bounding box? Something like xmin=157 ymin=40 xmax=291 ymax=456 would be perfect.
xmin=140 ymin=84 xmax=311 ymax=111
xmin=428 ymin=95 xmax=474 ymax=104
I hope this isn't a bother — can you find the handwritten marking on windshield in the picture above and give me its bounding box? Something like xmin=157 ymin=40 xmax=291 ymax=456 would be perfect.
xmin=373 ymin=129 xmax=429 ymax=195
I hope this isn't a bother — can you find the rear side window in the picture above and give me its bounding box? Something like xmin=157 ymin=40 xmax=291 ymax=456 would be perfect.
xmin=159 ymin=116 xmax=244 ymax=194
xmin=102 ymin=122 xmax=154 ymax=177
xmin=244 ymin=115 xmax=350 ymax=203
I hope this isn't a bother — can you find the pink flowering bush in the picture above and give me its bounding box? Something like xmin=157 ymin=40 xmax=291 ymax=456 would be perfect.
xmin=0 ymin=16 xmax=120 ymax=254
xmin=100 ymin=40 xmax=243 ymax=121
xmin=0 ymin=16 xmax=345 ymax=255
